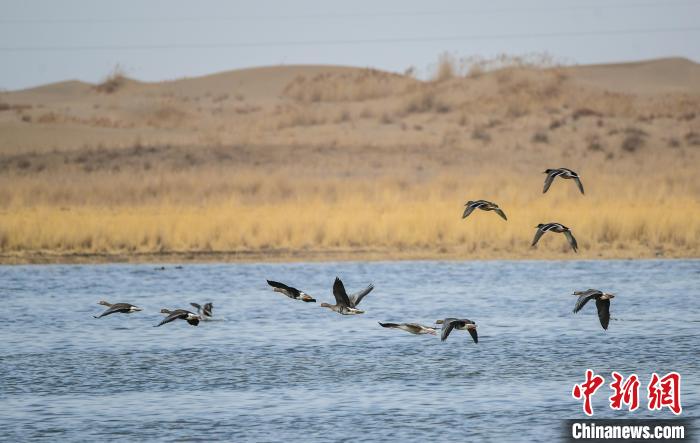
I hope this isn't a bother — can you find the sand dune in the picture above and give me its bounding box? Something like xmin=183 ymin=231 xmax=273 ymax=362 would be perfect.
xmin=568 ymin=57 xmax=700 ymax=94
xmin=0 ymin=57 xmax=698 ymax=263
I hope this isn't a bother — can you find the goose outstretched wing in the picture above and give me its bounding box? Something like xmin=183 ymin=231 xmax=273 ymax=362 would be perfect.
xmin=596 ymin=298 xmax=611 ymax=330
xmin=349 ymin=284 xmax=374 ymax=307
xmin=440 ymin=318 xmax=459 ymax=341
xmin=333 ymin=277 xmax=352 ymax=307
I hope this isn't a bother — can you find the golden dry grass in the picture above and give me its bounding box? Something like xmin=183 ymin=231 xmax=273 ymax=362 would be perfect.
xmin=1 ymin=169 xmax=698 ymax=262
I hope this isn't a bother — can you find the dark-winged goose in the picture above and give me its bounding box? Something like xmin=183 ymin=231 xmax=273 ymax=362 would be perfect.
xmin=266 ymin=280 xmax=316 ymax=302
xmin=93 ymin=300 xmax=142 ymax=318
xmin=378 ymin=322 xmax=436 ymax=335
xmin=155 ymin=309 xmax=200 ymax=327
xmin=319 ymin=277 xmax=365 ymax=315
xmin=437 ymin=318 xmax=478 ymax=343
xmin=572 ymin=289 xmax=615 ymax=330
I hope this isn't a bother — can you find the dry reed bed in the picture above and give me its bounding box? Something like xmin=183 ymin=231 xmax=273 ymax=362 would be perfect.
xmin=1 ymin=173 xmax=698 ymax=260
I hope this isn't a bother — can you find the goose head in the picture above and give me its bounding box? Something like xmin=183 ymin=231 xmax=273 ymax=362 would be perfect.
xmin=98 ymin=300 xmax=111 ymax=306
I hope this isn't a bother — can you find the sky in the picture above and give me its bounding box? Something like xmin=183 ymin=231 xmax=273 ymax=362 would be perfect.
xmin=1 ymin=0 xmax=699 ymax=90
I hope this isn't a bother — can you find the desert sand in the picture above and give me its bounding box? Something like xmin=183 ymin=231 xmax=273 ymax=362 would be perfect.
xmin=0 ymin=56 xmax=698 ymax=263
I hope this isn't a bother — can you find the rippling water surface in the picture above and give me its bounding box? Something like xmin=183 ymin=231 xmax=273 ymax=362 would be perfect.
xmin=1 ymin=260 xmax=698 ymax=441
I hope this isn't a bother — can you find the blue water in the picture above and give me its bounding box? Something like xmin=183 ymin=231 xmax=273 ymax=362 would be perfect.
xmin=0 ymin=260 xmax=698 ymax=442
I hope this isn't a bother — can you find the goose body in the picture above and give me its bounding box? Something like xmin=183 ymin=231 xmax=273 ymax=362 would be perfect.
xmin=93 ymin=300 xmax=142 ymax=318
xmin=437 ymin=318 xmax=478 ymax=343
xmin=572 ymin=289 xmax=615 ymax=330
xmin=190 ymin=302 xmax=213 ymax=319
xmin=267 ymin=280 xmax=316 ymax=302
xmin=543 ymin=168 xmax=584 ymax=194
xmin=532 ymin=222 xmax=578 ymax=252
xmin=462 ymin=200 xmax=507 ymax=221
xmin=155 ymin=308 xmax=200 ymax=327
xmin=320 ymin=277 xmax=365 ymax=315
xmin=378 ymin=322 xmax=436 ymax=335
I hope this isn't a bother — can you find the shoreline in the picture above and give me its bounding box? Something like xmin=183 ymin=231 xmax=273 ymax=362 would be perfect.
xmin=1 ymin=247 xmax=696 ymax=265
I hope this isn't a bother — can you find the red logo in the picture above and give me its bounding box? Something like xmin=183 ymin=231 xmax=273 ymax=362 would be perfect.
xmin=572 ymin=369 xmax=605 ymax=416
xmin=574 ymin=370 xmax=682 ymax=416
xmin=648 ymin=372 xmax=682 ymax=415
xmin=609 ymin=371 xmax=640 ymax=411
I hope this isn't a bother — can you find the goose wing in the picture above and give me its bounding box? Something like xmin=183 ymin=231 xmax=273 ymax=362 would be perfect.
xmin=468 ymin=327 xmax=479 ymax=344
xmin=531 ymin=227 xmax=546 ymax=246
xmin=595 ymin=298 xmax=611 ymax=330
xmin=154 ymin=310 xmax=186 ymax=327
xmin=440 ymin=318 xmax=459 ymax=341
xmin=267 ymin=280 xmax=299 ymax=298
xmin=349 ymin=283 xmax=374 ymax=307
xmin=379 ymin=322 xmax=400 ymax=329
xmin=574 ymin=176 xmax=585 ymax=195
xmin=190 ymin=302 xmax=202 ymax=313
xmin=202 ymin=303 xmax=213 ymax=317
xmin=564 ymin=230 xmax=579 ymax=252
xmin=543 ymin=172 xmax=557 ymax=193
xmin=93 ymin=303 xmax=132 ymax=318
xmin=403 ymin=323 xmax=425 ymax=334
xmin=573 ymin=294 xmax=596 ymax=314
xmin=332 ymin=277 xmax=352 ymax=307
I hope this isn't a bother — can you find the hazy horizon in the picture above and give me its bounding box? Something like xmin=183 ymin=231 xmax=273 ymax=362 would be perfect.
xmin=1 ymin=0 xmax=700 ymax=90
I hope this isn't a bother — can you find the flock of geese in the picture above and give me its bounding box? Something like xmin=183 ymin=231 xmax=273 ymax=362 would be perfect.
xmin=93 ymin=167 xmax=615 ymax=337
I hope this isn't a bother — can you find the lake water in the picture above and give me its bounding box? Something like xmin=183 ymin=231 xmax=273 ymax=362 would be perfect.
xmin=0 ymin=260 xmax=698 ymax=441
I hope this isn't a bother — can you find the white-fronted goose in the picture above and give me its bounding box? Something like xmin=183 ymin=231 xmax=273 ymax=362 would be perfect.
xmin=543 ymin=168 xmax=584 ymax=194
xmin=266 ymin=280 xmax=316 ymax=302
xmin=437 ymin=318 xmax=478 ymax=343
xmin=462 ymin=200 xmax=507 ymax=221
xmin=155 ymin=308 xmax=200 ymax=327
xmin=572 ymin=289 xmax=615 ymax=330
xmin=320 ymin=277 xmax=365 ymax=315
xmin=532 ymin=222 xmax=578 ymax=252
xmin=378 ymin=322 xmax=436 ymax=335
xmin=93 ymin=300 xmax=142 ymax=318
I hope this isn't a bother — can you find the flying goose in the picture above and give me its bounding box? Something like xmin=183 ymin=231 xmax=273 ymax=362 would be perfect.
xmin=93 ymin=300 xmax=142 ymax=318
xmin=319 ymin=277 xmax=365 ymax=315
xmin=266 ymin=280 xmax=316 ymax=302
xmin=462 ymin=200 xmax=507 ymax=221
xmin=190 ymin=302 xmax=213 ymax=319
xmin=155 ymin=308 xmax=200 ymax=327
xmin=437 ymin=318 xmax=478 ymax=343
xmin=378 ymin=322 xmax=436 ymax=335
xmin=543 ymin=168 xmax=584 ymax=194
xmin=532 ymin=222 xmax=578 ymax=252
xmin=572 ymin=289 xmax=615 ymax=330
